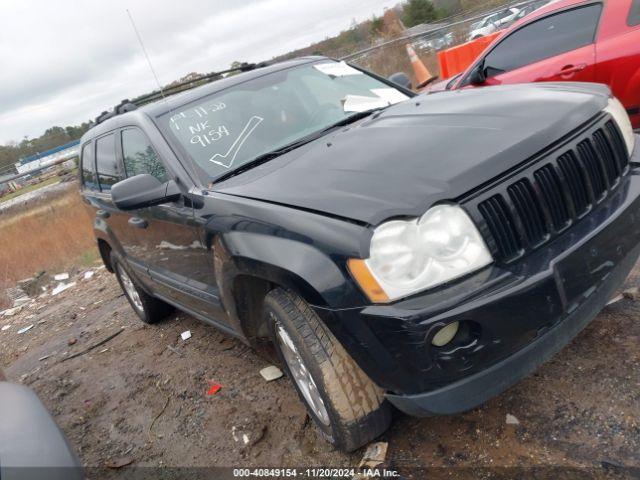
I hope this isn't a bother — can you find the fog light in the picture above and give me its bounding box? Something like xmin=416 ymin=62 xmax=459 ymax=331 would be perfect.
xmin=431 ymin=321 xmax=460 ymax=347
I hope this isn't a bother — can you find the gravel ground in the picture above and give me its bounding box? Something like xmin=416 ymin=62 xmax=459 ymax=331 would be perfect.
xmin=0 ymin=264 xmax=638 ymax=479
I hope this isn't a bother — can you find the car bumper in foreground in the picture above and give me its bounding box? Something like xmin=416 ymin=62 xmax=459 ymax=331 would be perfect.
xmin=385 ymin=241 xmax=639 ymax=416
xmin=384 ymin=167 xmax=640 ymax=416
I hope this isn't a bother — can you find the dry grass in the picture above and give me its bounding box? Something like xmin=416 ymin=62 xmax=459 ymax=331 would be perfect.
xmin=0 ymin=188 xmax=97 ymax=308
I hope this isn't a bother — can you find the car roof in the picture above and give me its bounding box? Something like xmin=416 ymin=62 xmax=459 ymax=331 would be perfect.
xmin=81 ymin=55 xmax=327 ymax=141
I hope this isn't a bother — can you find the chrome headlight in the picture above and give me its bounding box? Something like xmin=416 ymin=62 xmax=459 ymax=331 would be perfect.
xmin=605 ymin=97 xmax=635 ymax=156
xmin=349 ymin=205 xmax=493 ymax=302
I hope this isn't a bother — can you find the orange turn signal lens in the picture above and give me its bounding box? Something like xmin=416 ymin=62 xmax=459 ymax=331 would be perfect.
xmin=347 ymin=259 xmax=390 ymax=304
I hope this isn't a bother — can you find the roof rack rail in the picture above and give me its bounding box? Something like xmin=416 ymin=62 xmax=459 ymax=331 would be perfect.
xmin=91 ymin=62 xmax=269 ymax=127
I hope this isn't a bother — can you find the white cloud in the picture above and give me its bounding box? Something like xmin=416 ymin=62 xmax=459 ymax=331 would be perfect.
xmin=0 ymin=0 xmax=398 ymax=143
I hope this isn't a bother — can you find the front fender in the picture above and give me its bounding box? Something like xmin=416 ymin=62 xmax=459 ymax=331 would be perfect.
xmin=220 ymin=231 xmax=364 ymax=308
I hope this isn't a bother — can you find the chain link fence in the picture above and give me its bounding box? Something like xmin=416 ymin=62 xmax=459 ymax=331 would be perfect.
xmin=343 ymin=0 xmax=547 ymax=87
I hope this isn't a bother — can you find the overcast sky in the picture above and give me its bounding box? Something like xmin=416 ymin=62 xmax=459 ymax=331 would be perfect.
xmin=0 ymin=0 xmax=399 ymax=144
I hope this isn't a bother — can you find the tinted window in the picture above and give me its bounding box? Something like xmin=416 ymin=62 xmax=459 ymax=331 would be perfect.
xmin=95 ymin=134 xmax=121 ymax=191
xmin=80 ymin=142 xmax=98 ymax=191
xmin=483 ymin=4 xmax=602 ymax=77
xmin=629 ymin=0 xmax=640 ymax=26
xmin=121 ymin=129 xmax=169 ymax=182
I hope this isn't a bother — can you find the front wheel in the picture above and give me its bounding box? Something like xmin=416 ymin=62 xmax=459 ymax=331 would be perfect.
xmin=265 ymin=288 xmax=392 ymax=452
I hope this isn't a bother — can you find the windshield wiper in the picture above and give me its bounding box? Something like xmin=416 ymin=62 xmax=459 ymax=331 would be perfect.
xmin=213 ymin=108 xmax=383 ymax=184
xmin=319 ymin=107 xmax=385 ymax=131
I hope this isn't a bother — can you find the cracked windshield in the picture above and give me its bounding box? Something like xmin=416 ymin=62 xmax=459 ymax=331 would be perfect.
xmin=162 ymin=61 xmax=408 ymax=179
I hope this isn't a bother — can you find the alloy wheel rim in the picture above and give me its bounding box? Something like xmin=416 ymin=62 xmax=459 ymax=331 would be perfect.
xmin=117 ymin=264 xmax=144 ymax=312
xmin=276 ymin=323 xmax=331 ymax=426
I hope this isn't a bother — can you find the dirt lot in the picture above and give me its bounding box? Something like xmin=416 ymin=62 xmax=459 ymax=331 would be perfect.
xmin=1 ymin=263 xmax=639 ymax=479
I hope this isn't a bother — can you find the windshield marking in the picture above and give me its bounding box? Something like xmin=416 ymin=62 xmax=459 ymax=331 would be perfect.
xmin=190 ymin=123 xmax=230 ymax=147
xmin=209 ymin=115 xmax=263 ymax=169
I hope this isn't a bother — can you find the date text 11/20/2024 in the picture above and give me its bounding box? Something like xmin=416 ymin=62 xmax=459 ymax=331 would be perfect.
xmin=232 ymin=468 xmax=400 ymax=477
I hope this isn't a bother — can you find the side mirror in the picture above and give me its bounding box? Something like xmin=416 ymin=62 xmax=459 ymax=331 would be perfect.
xmin=468 ymin=62 xmax=487 ymax=85
xmin=111 ymin=174 xmax=181 ymax=211
xmin=388 ymin=72 xmax=412 ymax=90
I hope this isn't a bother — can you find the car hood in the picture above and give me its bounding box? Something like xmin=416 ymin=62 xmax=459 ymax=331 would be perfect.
xmin=213 ymin=82 xmax=610 ymax=225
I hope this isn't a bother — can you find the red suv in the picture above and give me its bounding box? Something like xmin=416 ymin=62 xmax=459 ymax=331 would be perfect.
xmin=442 ymin=0 xmax=640 ymax=129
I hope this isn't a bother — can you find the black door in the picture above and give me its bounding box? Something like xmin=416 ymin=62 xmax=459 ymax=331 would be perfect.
xmin=116 ymin=128 xmax=227 ymax=324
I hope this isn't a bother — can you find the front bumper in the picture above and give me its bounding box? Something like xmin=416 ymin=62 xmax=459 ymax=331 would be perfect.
xmin=317 ymin=154 xmax=640 ymax=416
xmin=386 ymin=236 xmax=640 ymax=415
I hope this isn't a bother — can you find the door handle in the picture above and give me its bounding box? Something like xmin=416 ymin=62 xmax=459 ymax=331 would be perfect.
xmin=558 ymin=63 xmax=586 ymax=76
xmin=128 ymin=217 xmax=148 ymax=229
xmin=96 ymin=210 xmax=110 ymax=219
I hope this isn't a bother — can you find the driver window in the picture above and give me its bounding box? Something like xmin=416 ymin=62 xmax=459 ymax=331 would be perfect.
xmin=482 ymin=4 xmax=602 ymax=78
xmin=121 ymin=128 xmax=169 ymax=183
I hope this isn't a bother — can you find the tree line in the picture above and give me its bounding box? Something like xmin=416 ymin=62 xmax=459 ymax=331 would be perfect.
xmin=0 ymin=123 xmax=92 ymax=175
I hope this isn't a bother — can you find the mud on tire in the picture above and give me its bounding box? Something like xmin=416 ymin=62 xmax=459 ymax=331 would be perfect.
xmin=265 ymin=288 xmax=392 ymax=452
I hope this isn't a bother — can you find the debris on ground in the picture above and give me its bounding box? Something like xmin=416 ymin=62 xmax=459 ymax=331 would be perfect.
xmin=12 ymin=297 xmax=32 ymax=308
xmin=1 ymin=325 xmax=10 ymax=331
xmin=1 ymin=306 xmax=23 ymax=317
xmin=148 ymin=395 xmax=170 ymax=440
xmin=17 ymin=273 xmax=47 ymax=297
xmin=52 ymin=282 xmax=76 ymax=296
xmin=159 ymin=241 xmax=189 ymax=251
xmin=83 ymin=271 xmax=95 ymax=280
xmin=54 ymin=273 xmax=70 ymax=281
xmin=39 ymin=354 xmax=52 ymax=361
xmin=105 ymin=456 xmax=134 ymax=469
xmin=180 ymin=330 xmax=191 ymax=341
xmin=61 ymin=328 xmax=124 ymax=362
xmin=167 ymin=345 xmax=183 ymax=357
xmin=601 ymin=459 xmax=626 ymax=474
xmin=232 ymin=417 xmax=268 ymax=448
xmin=232 ymin=425 xmax=250 ymax=446
xmin=506 ymin=414 xmax=520 ymax=425
xmin=207 ymin=383 xmax=222 ymax=396
xmin=17 ymin=324 xmax=34 ymax=334
xmin=259 ymin=365 xmax=283 ymax=382
xmin=68 ymin=338 xmax=77 ymax=346
xmin=622 ymin=287 xmax=639 ymax=301
xmin=359 ymin=442 xmax=388 ymax=469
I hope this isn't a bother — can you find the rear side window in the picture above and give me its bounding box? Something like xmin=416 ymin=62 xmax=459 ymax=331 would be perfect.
xmin=483 ymin=4 xmax=602 ymax=77
xmin=630 ymin=0 xmax=640 ymax=26
xmin=95 ymin=133 xmax=121 ymax=191
xmin=121 ymin=129 xmax=169 ymax=183
xmin=80 ymin=142 xmax=98 ymax=191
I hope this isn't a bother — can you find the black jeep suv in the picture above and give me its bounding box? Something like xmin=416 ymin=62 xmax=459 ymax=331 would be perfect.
xmin=79 ymin=57 xmax=640 ymax=451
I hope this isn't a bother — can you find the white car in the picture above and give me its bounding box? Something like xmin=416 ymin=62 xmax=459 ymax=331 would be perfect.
xmin=468 ymin=7 xmax=520 ymax=40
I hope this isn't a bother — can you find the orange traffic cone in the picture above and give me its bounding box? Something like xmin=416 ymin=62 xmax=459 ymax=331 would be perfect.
xmin=406 ymin=44 xmax=434 ymax=89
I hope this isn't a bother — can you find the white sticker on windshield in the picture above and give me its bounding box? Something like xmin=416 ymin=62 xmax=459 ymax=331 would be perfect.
xmin=314 ymin=61 xmax=362 ymax=77
xmin=370 ymin=88 xmax=409 ymax=105
xmin=209 ymin=116 xmax=263 ymax=169
xmin=342 ymin=95 xmax=389 ymax=113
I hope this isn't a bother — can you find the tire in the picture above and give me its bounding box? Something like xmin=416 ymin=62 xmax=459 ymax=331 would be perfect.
xmin=111 ymin=252 xmax=173 ymax=324
xmin=265 ymin=288 xmax=392 ymax=452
